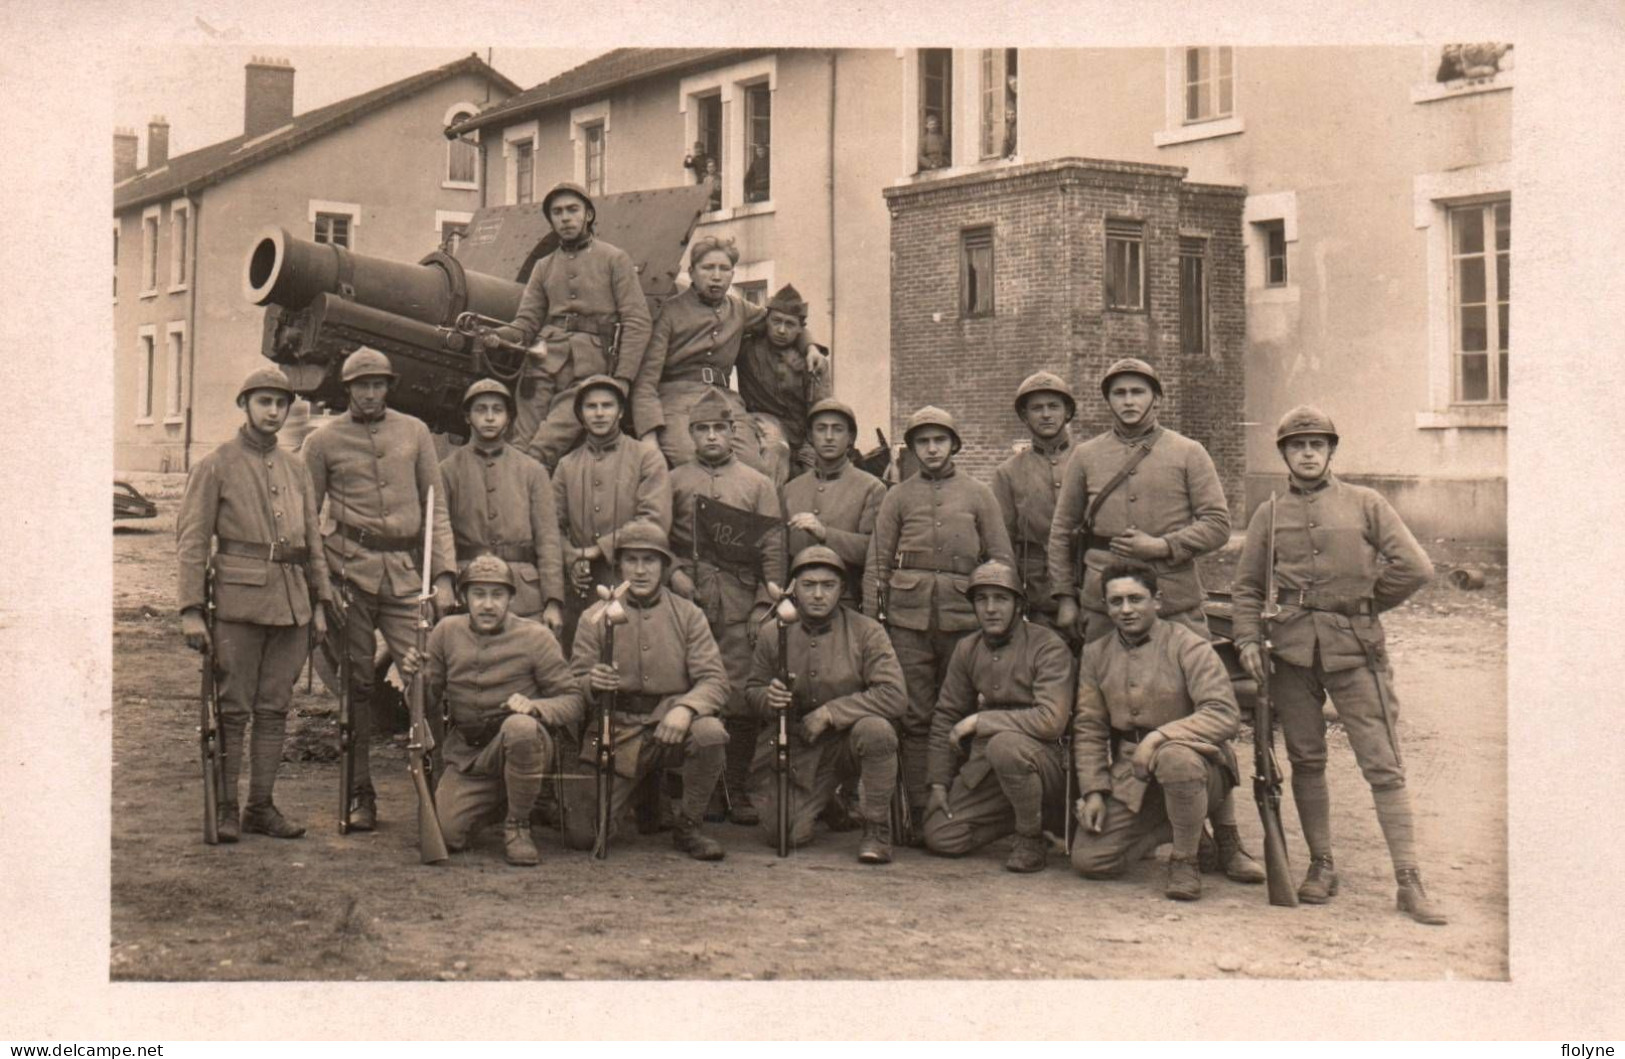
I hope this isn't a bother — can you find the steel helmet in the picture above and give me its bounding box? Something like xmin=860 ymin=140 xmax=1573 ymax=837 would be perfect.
xmin=572 ymin=374 xmax=629 ymax=422
xmin=612 ymin=520 xmax=676 ymax=566
xmin=1276 ymin=405 xmax=1340 ymax=446
xmin=805 ymin=397 xmax=858 ymax=438
xmin=458 ymin=554 xmax=516 ymax=592
xmin=962 ymin=561 xmax=1026 ymax=602
xmin=789 ymin=545 xmax=848 ymax=580
xmin=340 ymin=347 xmax=398 ymax=384
xmin=1014 ymin=371 xmax=1077 ymax=420
xmin=541 ymin=181 xmax=595 ymax=218
xmin=461 ymin=378 xmax=516 ymax=419
xmin=236 ymin=367 xmax=295 ymax=406
xmin=904 ymin=405 xmax=962 ymax=454
xmin=1099 ymin=357 xmax=1163 ymax=399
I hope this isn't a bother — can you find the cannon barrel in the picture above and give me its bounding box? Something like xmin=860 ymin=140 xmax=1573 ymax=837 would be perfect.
xmin=242 ymin=226 xmax=524 ymax=327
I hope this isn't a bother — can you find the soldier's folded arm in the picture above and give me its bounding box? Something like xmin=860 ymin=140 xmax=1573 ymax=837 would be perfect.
xmin=1369 ymin=492 xmax=1435 ymax=611
xmin=1160 ymin=447 xmax=1231 ymax=566
xmin=1046 ymin=456 xmax=1088 ymax=603
xmin=568 ymin=606 xmax=606 ymax=699
xmin=607 ymin=250 xmax=653 ymax=385
xmin=527 ymin=461 xmax=568 ymax=610
xmin=299 ymin=469 xmax=333 ymax=603
xmin=302 ymin=430 xmax=329 ymax=513
xmin=1071 ymin=672 xmax=1114 ymax=796
xmin=976 ymin=488 xmax=1017 ymax=568
xmin=820 ymin=479 xmax=884 ymax=567
xmin=500 ymin=265 xmax=551 ymax=346
xmin=631 ymin=311 xmax=671 ymax=437
xmin=529 ymin=634 xmax=586 ymax=727
xmin=926 ymin=642 xmax=977 ymax=788
xmin=679 ymin=605 xmax=732 ymax=717
xmin=1228 ymin=501 xmax=1273 ymax=647
xmin=175 ymin=456 xmax=222 ymax=614
xmin=1155 ymin=637 xmax=1242 ymax=747
xmin=744 ymin=630 xmax=778 ymax=720
xmin=861 ymin=494 xmax=902 ymax=618
xmin=975 ymin=634 xmax=1075 ymax=742
xmin=821 ymin=622 xmax=908 ymax=728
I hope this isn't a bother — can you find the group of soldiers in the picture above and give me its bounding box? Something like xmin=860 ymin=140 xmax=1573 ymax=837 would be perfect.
xmin=173 ymin=181 xmax=1447 ymax=924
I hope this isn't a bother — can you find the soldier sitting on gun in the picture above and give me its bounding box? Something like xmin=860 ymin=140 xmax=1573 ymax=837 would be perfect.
xmin=563 ymin=520 xmax=733 ymax=860
xmin=747 ymin=546 xmax=907 ymax=862
xmin=1070 ymin=562 xmax=1242 ymax=901
xmin=396 ymin=556 xmax=583 ymax=867
xmin=922 ymin=561 xmax=1074 ymax=873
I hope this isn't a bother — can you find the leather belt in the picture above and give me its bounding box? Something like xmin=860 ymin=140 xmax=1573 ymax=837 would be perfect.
xmin=547 ymin=311 xmax=614 ymax=334
xmin=666 ymin=364 xmax=728 ymax=386
xmin=978 ymin=701 xmax=1029 ymax=713
xmin=333 ymin=520 xmax=421 ymax=553
xmin=893 ymin=550 xmax=977 ymax=576
xmin=456 ymin=541 xmax=537 ymax=565
xmin=216 ymin=538 xmax=309 ymax=564
xmin=610 ymin=692 xmax=664 ymax=718
xmin=1111 ymin=725 xmax=1160 ymax=750
xmin=1275 ymin=587 xmax=1375 ymax=617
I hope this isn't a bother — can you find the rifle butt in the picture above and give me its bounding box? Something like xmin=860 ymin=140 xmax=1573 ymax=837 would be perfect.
xmin=1260 ymin=808 xmax=1298 ymax=907
xmin=775 ymin=724 xmax=790 ymax=859
xmin=412 ymin=762 xmax=449 ymax=864
xmin=200 ymin=660 xmax=221 ymax=846
xmin=594 ymin=745 xmax=611 ymax=861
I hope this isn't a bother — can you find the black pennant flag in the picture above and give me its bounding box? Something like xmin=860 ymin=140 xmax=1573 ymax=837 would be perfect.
xmin=694 ymin=495 xmax=781 ymax=578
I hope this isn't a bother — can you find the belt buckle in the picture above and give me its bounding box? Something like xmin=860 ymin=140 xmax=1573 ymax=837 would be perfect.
xmin=1293 ymin=588 xmax=1309 ymax=608
xmin=267 ymin=543 xmax=284 ymax=562
xmin=700 ymin=366 xmax=717 ymax=386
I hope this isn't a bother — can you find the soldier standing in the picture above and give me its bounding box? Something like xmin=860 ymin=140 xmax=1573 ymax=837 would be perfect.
xmin=992 ymin=371 xmax=1076 ymax=639
xmin=565 ymin=522 xmax=733 ymax=860
xmin=439 ymin=379 xmax=565 ymax=634
xmin=1070 ymin=563 xmax=1242 ymax=901
xmin=396 ymin=556 xmax=583 ymax=866
xmin=304 ymin=347 xmax=457 ymax=832
xmin=864 ymin=406 xmax=1015 ymax=840
xmin=1044 ymin=357 xmax=1262 ymax=884
xmin=747 ymin=546 xmax=906 ymax=862
xmin=735 ymin=283 xmax=832 ymax=487
xmin=1232 ymin=406 xmax=1446 ymax=924
xmin=782 ymin=398 xmax=886 ymax=609
xmin=497 ymin=182 xmax=652 ymax=468
xmin=176 ymin=367 xmax=331 ymax=840
xmin=668 ymin=388 xmax=786 ymax=825
xmin=551 ymin=375 xmax=672 ymax=650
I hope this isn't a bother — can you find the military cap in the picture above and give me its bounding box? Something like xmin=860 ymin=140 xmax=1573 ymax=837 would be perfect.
xmin=766 ymin=283 xmax=808 ymax=320
xmin=805 ymin=397 xmax=858 ymax=437
xmin=572 ymin=374 xmax=629 ymax=422
xmin=613 ymin=520 xmax=677 ymax=565
xmin=1099 ymin=357 xmax=1163 ymax=398
xmin=458 ymin=554 xmax=516 ymax=592
xmin=790 ymin=545 xmax=848 ymax=580
xmin=904 ymin=405 xmax=962 ymax=454
xmin=236 ymin=366 xmax=296 ymax=406
xmin=1014 ymin=371 xmax=1077 ymax=419
xmin=688 ymin=386 xmax=736 ymax=426
xmin=1276 ymin=404 xmax=1340 ymax=446
xmin=962 ymin=561 xmax=1026 ymax=601
xmin=461 ymin=377 xmax=516 ymax=419
xmin=340 ymin=347 xmax=398 ymax=384
xmin=541 ymin=181 xmax=595 ymax=217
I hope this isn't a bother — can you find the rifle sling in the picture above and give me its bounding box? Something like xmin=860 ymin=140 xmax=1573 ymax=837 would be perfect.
xmin=1078 ymin=432 xmax=1162 ymax=546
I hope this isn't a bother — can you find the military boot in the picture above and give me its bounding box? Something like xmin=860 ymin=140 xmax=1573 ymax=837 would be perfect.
xmin=905 ymin=804 xmax=928 ymax=849
xmin=242 ymin=803 xmax=306 ymax=839
xmin=672 ymin=810 xmax=725 ymax=861
xmin=857 ymin=817 xmax=893 ymax=865
xmin=1006 ymin=833 xmax=1049 ymax=874
xmin=728 ymin=790 xmax=761 ymax=827
xmin=1165 ymin=854 xmax=1202 ymax=901
xmin=1212 ymin=823 xmax=1266 ymax=884
xmin=504 ymin=818 xmax=540 ymax=867
xmin=216 ymin=801 xmax=241 ymax=844
xmin=821 ymin=786 xmax=862 ymax=832
xmin=1298 ymin=853 xmax=1339 ymax=904
xmin=347 ymin=787 xmax=377 ymax=833
xmin=1395 ymin=868 xmax=1448 ymax=925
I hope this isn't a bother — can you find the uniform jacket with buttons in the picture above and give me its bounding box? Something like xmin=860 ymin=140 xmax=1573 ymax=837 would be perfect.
xmin=992 ymin=434 xmax=1073 ymax=613
xmin=423 ymin=613 xmax=583 ymax=734
xmin=303 ymin=408 xmax=456 ymax=598
xmin=177 ymin=426 xmax=332 ymax=624
xmin=1045 ymin=422 xmax=1230 ymax=616
xmin=439 ymin=441 xmax=566 ymax=617
xmin=552 ymin=432 xmax=672 ymax=564
xmin=862 ymin=463 xmax=1015 ymax=633
xmin=746 ymin=606 xmax=906 ymax=785
xmin=782 ymin=458 xmax=886 ymax=605
xmin=500 ymin=235 xmax=652 ymax=394
xmin=634 ymin=287 xmax=766 ymax=435
xmin=1231 ymin=474 xmax=1433 ymax=673
xmin=1073 ymin=619 xmax=1239 ymax=812
xmin=670 ymin=453 xmax=786 ymax=624
xmin=928 ymin=621 xmax=1074 ymax=789
xmin=735 ymin=328 xmax=832 ymax=449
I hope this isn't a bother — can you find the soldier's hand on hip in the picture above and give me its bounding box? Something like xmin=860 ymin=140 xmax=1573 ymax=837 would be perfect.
xmin=654 ymin=704 xmax=694 ymax=745
xmin=181 ymin=610 xmax=211 ymax=653
xmin=542 ymin=601 xmax=565 ymax=636
xmin=1240 ymin=642 xmax=1269 ymax=686
xmin=1056 ymin=598 xmax=1080 ymax=637
xmin=588 ymin=663 xmax=622 ymax=693
xmin=927 ymin=784 xmax=952 ymax=821
xmin=311 ymin=606 xmax=328 ymax=645
xmin=398 ymin=646 xmax=425 ymax=680
xmin=1110 ymin=529 xmax=1172 ymax=561
xmin=1080 ymin=792 xmax=1107 ymax=834
xmin=765 ymin=678 xmax=794 ymax=712
xmin=800 ymin=706 xmax=831 ymax=743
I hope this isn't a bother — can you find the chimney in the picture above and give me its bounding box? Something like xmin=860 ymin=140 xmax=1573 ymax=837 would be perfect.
xmin=147 ymin=116 xmax=170 ymax=170
xmin=244 ymin=56 xmax=295 ymax=139
xmin=114 ymin=127 xmax=138 ymax=182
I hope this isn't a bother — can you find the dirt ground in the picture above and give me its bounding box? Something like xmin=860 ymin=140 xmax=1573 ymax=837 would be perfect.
xmin=111 ymin=475 xmax=1507 ymax=982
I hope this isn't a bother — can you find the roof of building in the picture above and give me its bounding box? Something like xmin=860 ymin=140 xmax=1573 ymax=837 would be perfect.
xmin=114 ymin=53 xmax=521 ymax=213
xmin=448 ymin=48 xmax=753 ymax=136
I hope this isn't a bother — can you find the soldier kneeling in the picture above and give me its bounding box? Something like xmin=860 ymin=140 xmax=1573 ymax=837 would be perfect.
xmin=398 ymin=556 xmax=583 ymax=867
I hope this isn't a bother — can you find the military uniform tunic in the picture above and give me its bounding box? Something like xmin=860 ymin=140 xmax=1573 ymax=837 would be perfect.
xmin=735 ymin=328 xmax=832 ymax=485
xmin=439 ymin=441 xmax=565 ymax=619
xmin=669 ymin=452 xmax=787 ymax=655
xmin=782 ymin=457 xmax=886 ymax=606
xmin=991 ymin=434 xmax=1072 ymax=623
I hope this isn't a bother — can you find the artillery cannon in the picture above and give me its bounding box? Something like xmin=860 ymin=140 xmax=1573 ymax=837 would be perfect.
xmin=245 ymin=184 xmax=711 ymax=435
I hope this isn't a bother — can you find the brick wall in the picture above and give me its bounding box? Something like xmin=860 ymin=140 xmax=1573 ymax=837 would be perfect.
xmin=884 ymin=158 xmax=1247 ymax=513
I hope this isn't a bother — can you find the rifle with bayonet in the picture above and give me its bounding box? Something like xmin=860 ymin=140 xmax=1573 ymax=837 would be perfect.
xmin=771 ymin=582 xmax=800 ymax=857
xmin=1253 ymin=492 xmax=1297 ymax=907
xmin=592 ymin=582 xmax=630 ymax=860
xmin=407 ymin=487 xmax=449 ymax=865
xmin=198 ymin=566 xmax=224 ymax=845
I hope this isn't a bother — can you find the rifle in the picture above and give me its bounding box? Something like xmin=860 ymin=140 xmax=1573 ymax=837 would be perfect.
xmin=335 ymin=489 xmax=355 ymax=834
xmin=771 ymin=584 xmax=800 ymax=857
xmin=1253 ymin=493 xmax=1297 ymax=907
xmin=592 ymin=582 xmax=630 ymax=860
xmin=198 ymin=566 xmax=224 ymax=845
xmin=407 ymin=487 xmax=450 ymax=865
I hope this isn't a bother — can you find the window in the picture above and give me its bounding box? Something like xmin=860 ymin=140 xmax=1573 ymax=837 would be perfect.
xmin=737 ymin=280 xmax=767 ymax=306
xmin=979 ymin=48 xmax=1018 ymax=159
xmin=445 ymin=105 xmax=479 ymax=188
xmin=582 ymin=123 xmax=605 ymax=196
xmin=918 ymin=49 xmax=953 ymax=171
xmin=169 ymin=200 xmax=190 ymax=291
xmin=141 ymin=206 xmax=160 ymax=295
xmin=1184 ymin=47 xmax=1234 ymax=123
xmin=1450 ymin=200 xmax=1510 ymax=403
xmin=1105 ymin=219 xmax=1145 ymax=311
xmin=514 ymin=140 xmax=534 ymax=205
xmin=136 ymin=328 xmax=156 ymax=421
xmin=1179 ymin=237 xmax=1207 ymax=355
xmin=696 ymin=94 xmax=723 ymax=211
xmin=743 ymin=83 xmax=771 ymax=204
xmin=165 ymin=324 xmax=185 ymax=420
xmin=314 ymin=212 xmax=351 ymax=248
xmin=1258 ymin=220 xmax=1287 ymax=286
xmin=436 ymin=210 xmax=473 ymax=253
xmin=961 ymin=227 xmax=994 ymax=318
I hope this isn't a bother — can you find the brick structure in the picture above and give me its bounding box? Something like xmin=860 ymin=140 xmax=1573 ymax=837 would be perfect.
xmin=883 ymin=158 xmax=1247 ymax=514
